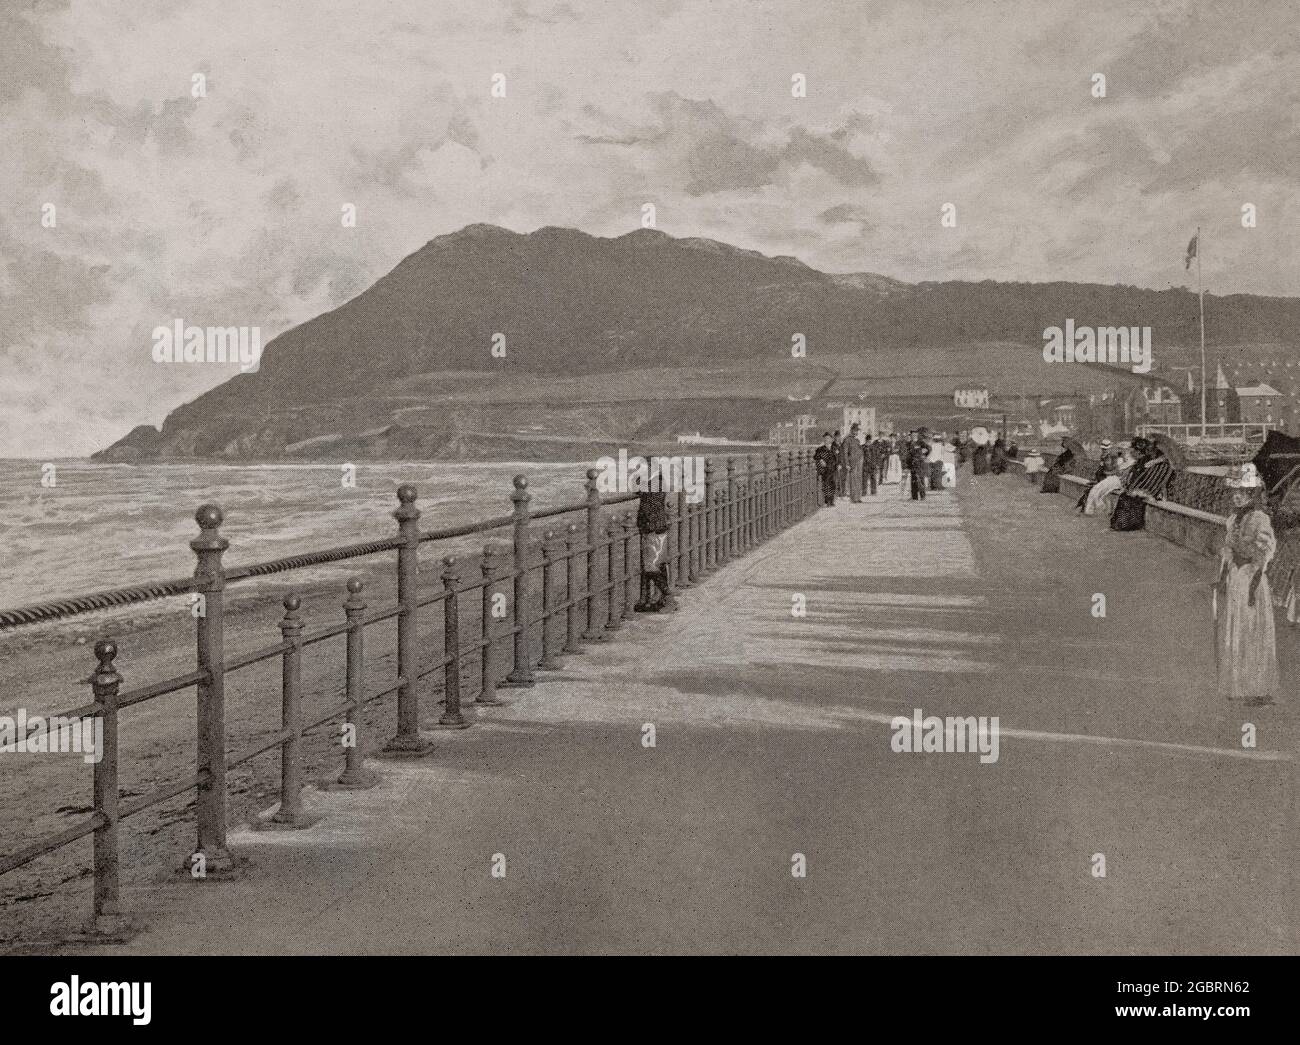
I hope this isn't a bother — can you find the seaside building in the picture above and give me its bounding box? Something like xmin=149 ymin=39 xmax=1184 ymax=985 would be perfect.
xmin=1141 ymin=385 xmax=1184 ymax=425
xmin=1234 ymin=383 xmax=1282 ymax=424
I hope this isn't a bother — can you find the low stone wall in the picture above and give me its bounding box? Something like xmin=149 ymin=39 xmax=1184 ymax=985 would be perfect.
xmin=1007 ymin=459 xmax=1226 ymax=559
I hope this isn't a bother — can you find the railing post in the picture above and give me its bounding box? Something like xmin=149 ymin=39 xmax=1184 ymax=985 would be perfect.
xmin=792 ymin=448 xmax=800 ymax=526
xmin=564 ymin=523 xmax=584 ymax=654
xmin=269 ymin=594 xmax=318 ymax=827
xmin=703 ymin=459 xmax=717 ymax=573
xmin=189 ymin=503 xmax=235 ymax=875
xmin=384 ymin=484 xmax=433 ymax=753
xmin=606 ymin=515 xmax=624 ymax=631
xmin=669 ymin=488 xmax=682 ymax=586
xmin=774 ymin=451 xmax=784 ymax=532
xmin=770 ymin=450 xmax=780 ymax=532
xmin=687 ymin=483 xmax=701 ymax=583
xmin=539 ymin=529 xmax=564 ymax=668
xmin=759 ymin=452 xmax=769 ymax=538
xmin=334 ymin=578 xmax=378 ymax=788
xmin=583 ymin=469 xmax=607 ymax=641
xmin=477 ymin=544 xmax=506 ymax=704
xmin=621 ymin=510 xmax=638 ymax=621
xmin=745 ymin=456 xmax=756 ymax=551
xmin=726 ymin=456 xmax=738 ymax=561
xmin=89 ymin=639 xmax=124 ymax=929
xmin=437 ymin=557 xmax=470 ymax=728
xmin=505 ymin=475 xmax=535 ymax=685
xmin=675 ymin=490 xmax=692 ymax=588
xmin=778 ymin=449 xmax=790 ymax=529
xmin=800 ymin=447 xmax=811 ymax=517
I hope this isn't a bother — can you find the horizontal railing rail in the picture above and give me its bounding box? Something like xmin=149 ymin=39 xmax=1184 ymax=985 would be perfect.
xmin=0 ymin=449 xmax=822 ymax=933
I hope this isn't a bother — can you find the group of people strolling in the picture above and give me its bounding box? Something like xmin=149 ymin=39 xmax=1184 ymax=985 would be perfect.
xmin=814 ymin=425 xmax=956 ymax=506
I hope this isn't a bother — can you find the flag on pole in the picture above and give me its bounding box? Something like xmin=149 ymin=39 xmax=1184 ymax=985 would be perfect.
xmin=1184 ymin=233 xmax=1198 ymax=271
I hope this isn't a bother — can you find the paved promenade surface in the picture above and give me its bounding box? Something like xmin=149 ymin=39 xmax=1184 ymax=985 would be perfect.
xmin=84 ymin=475 xmax=1298 ymax=954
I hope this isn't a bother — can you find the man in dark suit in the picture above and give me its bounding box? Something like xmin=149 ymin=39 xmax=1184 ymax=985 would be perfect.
xmin=831 ymin=430 xmax=847 ymax=497
xmin=862 ymin=434 xmax=879 ymax=495
xmin=814 ymin=432 xmax=838 ymax=506
xmin=908 ymin=431 xmax=931 ymax=500
xmin=845 ymin=422 xmax=865 ymax=502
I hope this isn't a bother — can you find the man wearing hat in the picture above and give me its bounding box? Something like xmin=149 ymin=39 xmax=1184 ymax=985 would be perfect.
xmin=862 ymin=432 xmax=880 ymax=496
xmin=814 ymin=432 xmax=838 ymax=507
xmin=907 ymin=429 xmax=931 ymax=501
xmin=845 ymin=422 xmax=865 ymax=502
xmin=1214 ymin=462 xmax=1279 ymax=705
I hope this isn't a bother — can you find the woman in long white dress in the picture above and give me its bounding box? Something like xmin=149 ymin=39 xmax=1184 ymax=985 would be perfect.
xmin=1083 ymin=449 xmax=1133 ymax=515
xmin=1214 ymin=464 xmax=1279 ymax=705
xmin=883 ymin=438 xmax=903 ymax=486
xmin=932 ymin=437 xmax=956 ymax=488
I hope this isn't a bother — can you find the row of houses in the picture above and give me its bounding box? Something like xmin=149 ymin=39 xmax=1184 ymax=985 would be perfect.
xmin=768 ymin=405 xmax=879 ymax=445
xmin=764 ymin=364 xmax=1292 ymax=448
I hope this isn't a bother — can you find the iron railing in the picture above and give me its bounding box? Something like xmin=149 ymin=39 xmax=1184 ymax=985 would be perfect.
xmin=0 ymin=449 xmax=822 ymax=931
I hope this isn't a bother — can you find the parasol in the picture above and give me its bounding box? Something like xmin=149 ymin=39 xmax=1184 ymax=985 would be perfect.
xmin=1150 ymin=432 xmax=1186 ymax=469
xmin=1060 ymin=437 xmax=1085 ymax=459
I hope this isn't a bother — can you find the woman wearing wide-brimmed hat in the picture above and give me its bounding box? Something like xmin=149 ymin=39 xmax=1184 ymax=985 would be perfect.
xmin=1214 ymin=463 xmax=1279 ymax=705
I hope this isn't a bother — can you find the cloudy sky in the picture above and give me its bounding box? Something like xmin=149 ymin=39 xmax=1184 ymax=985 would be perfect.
xmin=1 ymin=0 xmax=1297 ymax=457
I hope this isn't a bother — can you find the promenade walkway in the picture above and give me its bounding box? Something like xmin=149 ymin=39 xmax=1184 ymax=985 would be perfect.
xmin=77 ymin=475 xmax=1297 ymax=954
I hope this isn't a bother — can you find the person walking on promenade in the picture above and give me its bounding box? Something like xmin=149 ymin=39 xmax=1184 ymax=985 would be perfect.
xmin=990 ymin=436 xmax=1009 ymax=475
xmin=1214 ymin=463 xmax=1279 ymax=706
xmin=863 ymin=434 xmax=880 ymax=496
xmin=634 ymin=483 xmax=676 ymax=613
xmin=814 ymin=432 xmax=838 ymax=506
xmin=898 ymin=432 xmax=914 ymax=498
xmin=971 ymin=436 xmax=990 ymax=475
xmin=884 ymin=434 xmax=904 ymax=487
xmin=928 ymin=434 xmax=946 ymax=491
xmin=832 ymin=431 xmax=847 ymax=497
xmin=908 ymin=432 xmax=931 ymax=501
xmin=877 ymin=435 xmax=891 ymax=486
xmin=846 ymin=422 xmax=865 ymax=502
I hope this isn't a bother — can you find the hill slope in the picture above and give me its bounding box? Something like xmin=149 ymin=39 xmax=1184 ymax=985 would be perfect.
xmin=97 ymin=224 xmax=1300 ymax=461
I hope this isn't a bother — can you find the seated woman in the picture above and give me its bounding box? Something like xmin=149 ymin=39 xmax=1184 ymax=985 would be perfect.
xmin=1081 ymin=445 xmax=1131 ymax=516
xmin=1039 ymin=446 xmax=1074 ymax=493
xmin=1075 ymin=439 xmax=1115 ymax=511
xmin=1109 ymin=438 xmax=1172 ymax=531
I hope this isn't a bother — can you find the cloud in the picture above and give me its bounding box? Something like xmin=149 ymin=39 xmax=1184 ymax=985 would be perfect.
xmin=0 ymin=0 xmax=1296 ymax=457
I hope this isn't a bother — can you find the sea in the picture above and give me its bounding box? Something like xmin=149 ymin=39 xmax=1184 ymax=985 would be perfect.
xmin=0 ymin=458 xmax=592 ymax=625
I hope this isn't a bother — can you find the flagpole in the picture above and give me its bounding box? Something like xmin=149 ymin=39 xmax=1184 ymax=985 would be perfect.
xmin=1198 ymin=225 xmax=1206 ymax=438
